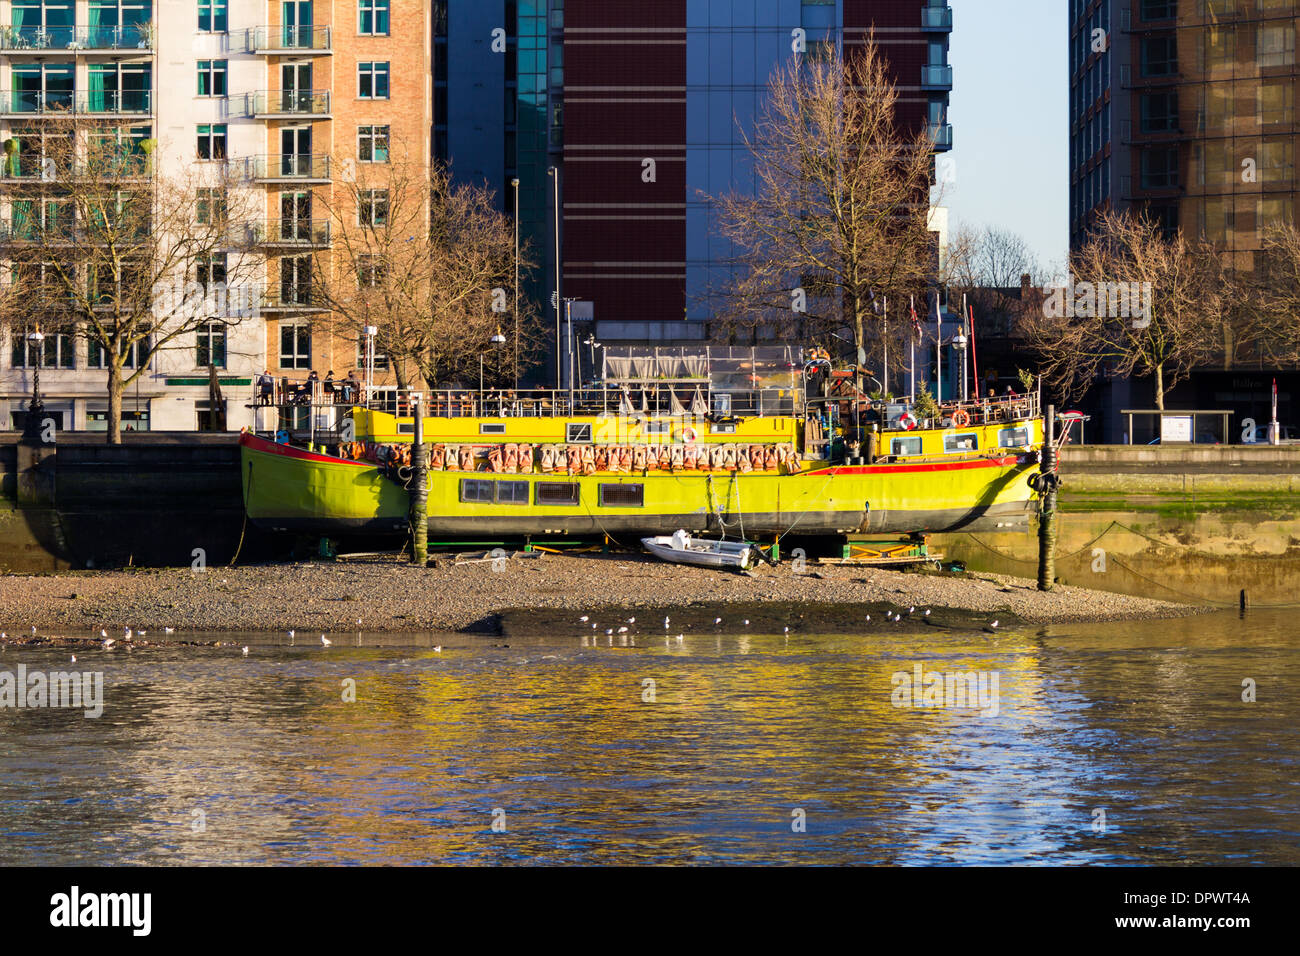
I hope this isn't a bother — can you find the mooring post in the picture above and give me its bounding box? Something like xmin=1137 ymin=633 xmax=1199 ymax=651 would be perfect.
xmin=411 ymin=396 xmax=428 ymax=566
xmin=1037 ymin=404 xmax=1059 ymax=592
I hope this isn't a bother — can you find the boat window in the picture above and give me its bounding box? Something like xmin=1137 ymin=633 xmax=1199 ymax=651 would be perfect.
xmin=711 ymin=423 xmax=736 ymax=434
xmin=536 ymin=481 xmax=580 ymax=506
xmin=891 ymin=437 xmax=923 ymax=456
xmin=397 ymin=423 xmax=414 ymax=435
xmin=459 ymin=479 xmax=493 ymax=503
xmin=599 ymin=483 xmax=644 ymax=507
xmin=566 ymin=423 xmax=592 ymax=443
xmin=496 ymin=481 xmax=529 ymax=504
xmin=480 ymin=423 xmax=506 ymax=435
xmin=998 ymin=426 xmax=1031 ymax=448
xmin=943 ymin=433 xmax=979 ymax=453
xmin=644 ymin=421 xmax=670 ymax=435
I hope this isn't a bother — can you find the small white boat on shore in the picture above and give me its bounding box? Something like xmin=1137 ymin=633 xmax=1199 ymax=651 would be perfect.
xmin=642 ymin=530 xmax=759 ymax=571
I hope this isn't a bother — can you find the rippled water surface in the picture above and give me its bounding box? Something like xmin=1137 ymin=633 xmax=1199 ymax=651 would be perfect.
xmin=1 ymin=609 xmax=1296 ymax=865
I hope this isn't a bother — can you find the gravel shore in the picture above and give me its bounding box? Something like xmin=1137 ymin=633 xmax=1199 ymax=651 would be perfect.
xmin=0 ymin=552 xmax=1204 ymax=640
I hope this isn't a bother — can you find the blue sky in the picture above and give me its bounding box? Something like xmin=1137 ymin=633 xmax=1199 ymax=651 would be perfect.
xmin=945 ymin=0 xmax=1068 ymax=274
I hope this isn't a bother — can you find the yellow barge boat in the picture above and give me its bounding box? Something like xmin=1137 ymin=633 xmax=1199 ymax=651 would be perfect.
xmin=240 ymin=346 xmax=1044 ymax=542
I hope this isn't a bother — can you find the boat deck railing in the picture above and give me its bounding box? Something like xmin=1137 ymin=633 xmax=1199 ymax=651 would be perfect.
xmin=246 ymin=381 xmax=799 ymax=420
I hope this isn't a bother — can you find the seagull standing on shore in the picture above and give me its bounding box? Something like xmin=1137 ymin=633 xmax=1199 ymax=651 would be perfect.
xmin=579 ymin=616 xmax=589 ymax=623
xmin=288 ymin=630 xmax=295 ymax=639
xmin=664 ymin=617 xmax=670 ymax=629
xmin=627 ymin=617 xmax=636 ymax=624
xmin=103 ymin=638 xmax=115 ymax=649
xmin=320 ymin=635 xmax=331 ymax=646
xmin=714 ymin=617 xmax=722 ymax=625
xmin=164 ymin=627 xmax=175 ymax=634
xmin=100 ymin=629 xmax=108 ymax=638
xmin=124 ymin=628 xmax=133 ymax=642
xmin=242 ymin=646 xmax=249 ymax=656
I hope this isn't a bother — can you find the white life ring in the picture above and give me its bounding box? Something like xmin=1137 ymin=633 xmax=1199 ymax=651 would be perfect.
xmin=681 ymin=425 xmax=698 ymax=444
xmin=898 ymin=412 xmax=918 ymax=431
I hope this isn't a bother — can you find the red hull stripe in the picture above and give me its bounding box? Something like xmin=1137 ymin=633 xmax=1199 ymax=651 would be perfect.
xmin=802 ymin=456 xmax=1023 ymax=477
xmin=239 ymin=431 xmax=372 ymax=467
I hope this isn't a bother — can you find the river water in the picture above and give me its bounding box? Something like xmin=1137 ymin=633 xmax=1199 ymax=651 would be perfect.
xmin=1 ymin=609 xmax=1296 ymax=865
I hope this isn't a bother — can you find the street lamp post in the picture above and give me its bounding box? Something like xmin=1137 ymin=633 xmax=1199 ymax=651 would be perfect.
xmin=22 ymin=329 xmax=45 ymax=441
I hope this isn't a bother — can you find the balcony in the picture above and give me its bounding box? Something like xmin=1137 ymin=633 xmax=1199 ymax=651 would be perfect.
xmin=261 ymin=289 xmax=326 ymax=312
xmin=246 ymin=153 xmax=331 ymax=182
xmin=926 ymin=122 xmax=954 ymax=150
xmin=245 ymin=89 xmax=331 ymax=118
xmin=0 ymin=24 xmax=154 ymax=53
xmin=246 ymin=218 xmax=331 ymax=248
xmin=921 ymin=5 xmax=953 ymax=31
xmin=0 ymin=156 xmax=149 ymax=180
xmin=921 ymin=64 xmax=953 ymax=89
xmin=0 ymin=89 xmax=151 ymax=118
xmin=248 ymin=25 xmax=331 ymax=54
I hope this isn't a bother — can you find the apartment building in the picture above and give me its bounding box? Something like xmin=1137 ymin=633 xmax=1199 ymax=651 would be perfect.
xmin=0 ymin=0 xmax=431 ymax=432
xmin=436 ymin=0 xmax=953 ymax=367
xmin=1069 ymin=0 xmax=1300 ymax=438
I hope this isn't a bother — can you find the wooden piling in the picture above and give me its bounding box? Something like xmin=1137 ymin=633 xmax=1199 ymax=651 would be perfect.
xmin=411 ymin=398 xmax=428 ymax=566
xmin=1037 ymin=404 xmax=1059 ymax=592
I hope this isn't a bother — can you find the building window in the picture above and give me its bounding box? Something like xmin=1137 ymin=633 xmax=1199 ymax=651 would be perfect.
xmin=358 ymin=189 xmax=388 ymax=226
xmin=197 ymin=59 xmax=227 ymax=97
xmin=357 ymin=337 xmax=389 ymax=369
xmin=1258 ymin=24 xmax=1295 ymax=68
xmin=279 ymin=322 xmax=311 ymax=369
xmin=110 ymin=335 xmax=151 ymax=369
xmin=1260 ymin=138 xmax=1294 ymax=185
xmin=358 ymin=125 xmax=389 ymax=162
xmin=196 ymin=252 xmax=227 ymax=290
xmin=196 ymin=187 xmax=227 ymax=225
xmin=357 ymin=62 xmax=389 ymax=99
xmin=196 ymin=320 xmax=227 ymax=368
xmin=1140 ymin=146 xmax=1179 ymax=188
xmin=196 ymin=123 xmax=227 ymax=160
xmin=358 ymin=0 xmax=390 ymax=36
xmin=358 ymin=254 xmax=386 ymax=287
xmin=10 ymin=330 xmax=75 ymax=369
xmin=280 ymin=256 xmax=312 ymax=305
xmin=1259 ymin=81 xmax=1294 ymax=126
xmin=1205 ymin=26 xmax=1234 ymax=69
xmin=198 ymin=0 xmax=227 ymax=32
xmin=1140 ymin=35 xmax=1177 ymax=76
xmin=1140 ymin=91 xmax=1177 ymax=133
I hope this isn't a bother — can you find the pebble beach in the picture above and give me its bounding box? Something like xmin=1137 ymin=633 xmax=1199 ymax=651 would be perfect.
xmin=0 ymin=552 xmax=1204 ymax=641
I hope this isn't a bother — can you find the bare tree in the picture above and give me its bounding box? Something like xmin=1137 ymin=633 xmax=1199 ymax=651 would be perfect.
xmin=704 ymin=40 xmax=939 ymax=367
xmin=1239 ymin=222 xmax=1300 ymax=368
xmin=0 ymin=124 xmax=259 ymax=442
xmin=1023 ymin=209 xmax=1223 ymax=410
xmin=313 ymin=152 xmax=537 ymax=391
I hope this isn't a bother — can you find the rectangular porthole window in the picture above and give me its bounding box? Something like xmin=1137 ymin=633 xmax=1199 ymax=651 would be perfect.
xmin=943 ymin=433 xmax=979 ymax=454
xmin=891 ymin=437 xmax=923 ymax=456
xmin=460 ymin=479 xmax=493 ymax=503
xmin=496 ymin=481 xmax=529 ymax=504
xmin=999 ymin=427 xmax=1031 ymax=448
xmin=599 ymin=483 xmax=644 ymax=508
xmin=643 ymin=421 xmax=670 ymax=435
xmin=566 ymin=423 xmax=592 ymax=442
xmin=479 ymin=423 xmax=506 ymax=434
xmin=536 ymin=482 xmax=580 ymax=506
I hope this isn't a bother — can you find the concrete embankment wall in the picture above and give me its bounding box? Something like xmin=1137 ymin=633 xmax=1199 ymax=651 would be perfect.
xmin=0 ymin=434 xmax=252 ymax=572
xmin=934 ymin=445 xmax=1300 ymax=608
